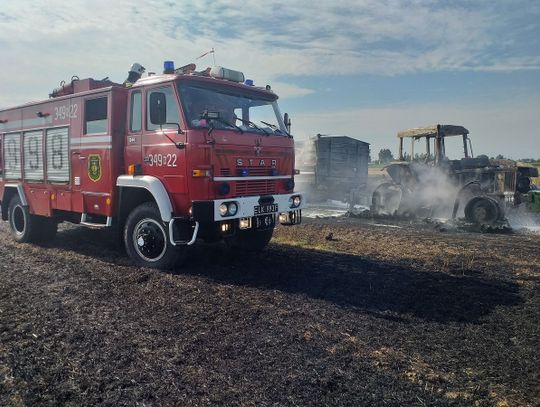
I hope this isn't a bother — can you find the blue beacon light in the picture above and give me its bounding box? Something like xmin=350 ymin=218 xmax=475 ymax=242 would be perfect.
xmin=164 ymin=61 xmax=175 ymax=73
xmin=286 ymin=179 xmax=295 ymax=191
xmin=218 ymin=183 xmax=230 ymax=195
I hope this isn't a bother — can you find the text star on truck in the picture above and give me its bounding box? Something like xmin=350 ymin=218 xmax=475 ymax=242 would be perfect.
xmin=0 ymin=62 xmax=304 ymax=269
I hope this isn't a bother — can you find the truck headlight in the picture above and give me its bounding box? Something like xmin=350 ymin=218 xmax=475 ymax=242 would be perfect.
xmin=218 ymin=201 xmax=239 ymax=217
xmin=228 ymin=202 xmax=238 ymax=216
xmin=289 ymin=195 xmax=302 ymax=208
xmin=219 ymin=203 xmax=228 ymax=216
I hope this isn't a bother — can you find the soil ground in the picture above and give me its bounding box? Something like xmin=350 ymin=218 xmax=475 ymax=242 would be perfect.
xmin=1 ymin=216 xmax=539 ymax=406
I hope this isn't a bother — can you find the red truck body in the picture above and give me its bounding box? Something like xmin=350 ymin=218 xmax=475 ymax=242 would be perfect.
xmin=0 ymin=66 xmax=303 ymax=268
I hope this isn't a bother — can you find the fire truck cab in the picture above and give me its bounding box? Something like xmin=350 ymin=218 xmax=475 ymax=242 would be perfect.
xmin=0 ymin=63 xmax=303 ymax=269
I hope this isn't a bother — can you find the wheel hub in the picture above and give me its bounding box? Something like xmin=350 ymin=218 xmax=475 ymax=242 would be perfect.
xmin=133 ymin=219 xmax=166 ymax=262
xmin=473 ymin=206 xmax=488 ymax=222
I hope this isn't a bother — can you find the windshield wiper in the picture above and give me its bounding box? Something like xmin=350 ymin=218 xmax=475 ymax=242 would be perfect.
xmin=201 ymin=111 xmax=244 ymax=134
xmin=236 ymin=117 xmax=271 ymax=135
xmin=214 ymin=117 xmax=244 ymax=133
xmin=260 ymin=120 xmax=288 ymax=136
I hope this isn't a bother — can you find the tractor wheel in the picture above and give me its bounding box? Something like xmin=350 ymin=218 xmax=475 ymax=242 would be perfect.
xmin=124 ymin=202 xmax=184 ymax=269
xmin=371 ymin=183 xmax=403 ymax=215
xmin=464 ymin=197 xmax=502 ymax=225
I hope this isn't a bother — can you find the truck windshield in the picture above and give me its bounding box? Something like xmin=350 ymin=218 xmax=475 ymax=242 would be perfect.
xmin=178 ymin=82 xmax=287 ymax=135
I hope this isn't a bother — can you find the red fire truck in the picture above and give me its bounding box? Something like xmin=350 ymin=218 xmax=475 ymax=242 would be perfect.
xmin=0 ymin=62 xmax=303 ymax=269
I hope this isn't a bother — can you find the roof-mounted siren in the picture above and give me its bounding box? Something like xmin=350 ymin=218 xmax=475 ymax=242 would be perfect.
xmin=210 ymin=66 xmax=244 ymax=83
xmin=163 ymin=61 xmax=175 ymax=74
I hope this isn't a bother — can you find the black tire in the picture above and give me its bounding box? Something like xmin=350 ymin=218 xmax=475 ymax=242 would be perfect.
xmin=124 ymin=202 xmax=184 ymax=269
xmin=464 ymin=197 xmax=501 ymax=225
xmin=7 ymin=195 xmax=42 ymax=243
xmin=225 ymin=227 xmax=274 ymax=252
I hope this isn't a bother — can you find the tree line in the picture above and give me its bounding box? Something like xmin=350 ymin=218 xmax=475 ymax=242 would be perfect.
xmin=373 ymin=149 xmax=540 ymax=165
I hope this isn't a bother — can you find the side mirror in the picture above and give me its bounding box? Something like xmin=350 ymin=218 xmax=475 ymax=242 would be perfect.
xmin=284 ymin=112 xmax=291 ymax=134
xmin=149 ymin=92 xmax=167 ymax=125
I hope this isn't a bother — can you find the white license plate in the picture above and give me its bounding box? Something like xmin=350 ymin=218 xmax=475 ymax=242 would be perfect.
xmin=254 ymin=203 xmax=278 ymax=215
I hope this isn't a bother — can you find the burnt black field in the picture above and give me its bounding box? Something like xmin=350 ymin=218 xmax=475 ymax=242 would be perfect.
xmin=1 ymin=218 xmax=539 ymax=406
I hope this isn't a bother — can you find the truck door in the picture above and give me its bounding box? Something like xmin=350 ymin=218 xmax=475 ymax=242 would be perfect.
xmin=141 ymin=85 xmax=187 ymax=199
xmin=124 ymin=90 xmax=143 ymax=169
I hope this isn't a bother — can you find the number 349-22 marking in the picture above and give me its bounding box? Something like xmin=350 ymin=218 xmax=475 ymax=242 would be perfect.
xmin=145 ymin=153 xmax=177 ymax=167
xmin=54 ymin=104 xmax=78 ymax=121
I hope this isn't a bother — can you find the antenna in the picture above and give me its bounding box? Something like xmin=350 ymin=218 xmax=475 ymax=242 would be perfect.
xmin=196 ymin=48 xmax=216 ymax=66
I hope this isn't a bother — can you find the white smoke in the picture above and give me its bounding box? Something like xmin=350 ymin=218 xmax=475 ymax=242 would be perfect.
xmin=294 ymin=139 xmax=317 ymax=202
xmin=373 ymin=162 xmax=463 ymax=219
xmin=405 ymin=162 xmax=462 ymax=218
xmin=506 ymin=202 xmax=540 ymax=233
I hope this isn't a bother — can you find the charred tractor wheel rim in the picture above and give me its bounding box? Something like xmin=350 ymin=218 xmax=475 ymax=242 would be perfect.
xmin=132 ymin=218 xmax=167 ymax=262
xmin=11 ymin=205 xmax=26 ymax=236
xmin=466 ymin=198 xmax=499 ymax=224
xmin=472 ymin=205 xmax=488 ymax=222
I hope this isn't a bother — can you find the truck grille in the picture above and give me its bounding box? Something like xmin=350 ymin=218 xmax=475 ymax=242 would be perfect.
xmin=221 ymin=167 xmax=273 ymax=176
xmin=240 ymin=167 xmax=272 ymax=176
xmin=235 ymin=180 xmax=277 ymax=196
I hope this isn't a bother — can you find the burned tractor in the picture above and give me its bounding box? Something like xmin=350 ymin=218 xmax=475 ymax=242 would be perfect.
xmin=371 ymin=125 xmax=538 ymax=226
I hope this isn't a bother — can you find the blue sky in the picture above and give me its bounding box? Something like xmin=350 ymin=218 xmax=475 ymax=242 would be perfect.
xmin=1 ymin=0 xmax=539 ymax=159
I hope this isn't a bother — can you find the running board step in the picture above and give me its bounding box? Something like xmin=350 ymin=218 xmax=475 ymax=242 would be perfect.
xmin=169 ymin=219 xmax=199 ymax=246
xmin=80 ymin=213 xmax=112 ymax=228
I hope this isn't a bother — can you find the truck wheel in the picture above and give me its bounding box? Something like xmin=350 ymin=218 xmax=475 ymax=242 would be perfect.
xmin=124 ymin=202 xmax=183 ymax=269
xmin=225 ymin=227 xmax=274 ymax=252
xmin=8 ymin=195 xmax=39 ymax=243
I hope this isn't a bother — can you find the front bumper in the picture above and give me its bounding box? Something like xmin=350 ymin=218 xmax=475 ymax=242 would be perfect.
xmin=192 ymin=192 xmax=304 ymax=223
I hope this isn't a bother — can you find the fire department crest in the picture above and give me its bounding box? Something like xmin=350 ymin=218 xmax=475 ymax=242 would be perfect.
xmin=88 ymin=154 xmax=102 ymax=182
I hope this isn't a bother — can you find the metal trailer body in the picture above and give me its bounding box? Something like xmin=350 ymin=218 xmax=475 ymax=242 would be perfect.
xmin=296 ymin=134 xmax=370 ymax=203
xmin=314 ymin=134 xmax=369 ymax=194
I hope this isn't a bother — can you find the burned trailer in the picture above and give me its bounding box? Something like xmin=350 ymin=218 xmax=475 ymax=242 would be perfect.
xmin=371 ymin=124 xmax=538 ymax=226
xmin=296 ymin=134 xmax=370 ymax=203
